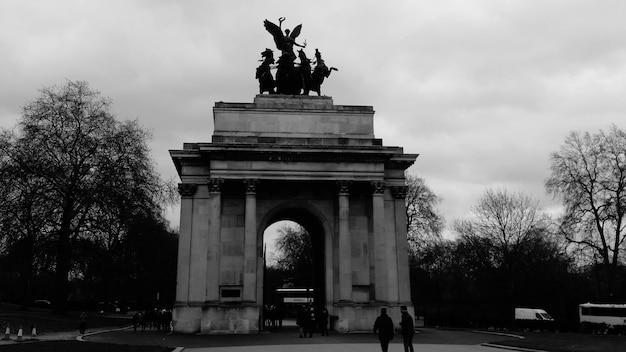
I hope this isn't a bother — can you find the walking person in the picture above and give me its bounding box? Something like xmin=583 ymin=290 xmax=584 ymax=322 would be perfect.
xmin=79 ymin=312 xmax=87 ymax=335
xmin=373 ymin=308 xmax=394 ymax=352
xmin=132 ymin=312 xmax=141 ymax=332
xmin=319 ymin=307 xmax=329 ymax=336
xmin=305 ymin=306 xmax=316 ymax=337
xmin=297 ymin=306 xmax=307 ymax=338
xmin=400 ymin=306 xmax=415 ymax=352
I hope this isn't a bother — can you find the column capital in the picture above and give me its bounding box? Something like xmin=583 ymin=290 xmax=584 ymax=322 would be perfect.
xmin=336 ymin=180 xmax=352 ymax=195
xmin=178 ymin=183 xmax=197 ymax=197
xmin=244 ymin=179 xmax=259 ymax=194
xmin=207 ymin=178 xmax=224 ymax=193
xmin=371 ymin=181 xmax=386 ymax=195
xmin=391 ymin=186 xmax=408 ymax=199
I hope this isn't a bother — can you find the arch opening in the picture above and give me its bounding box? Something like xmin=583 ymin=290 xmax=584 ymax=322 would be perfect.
xmin=260 ymin=206 xmax=328 ymax=326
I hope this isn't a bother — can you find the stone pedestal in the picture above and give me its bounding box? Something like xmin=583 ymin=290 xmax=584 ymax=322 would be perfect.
xmin=172 ymin=305 xmax=202 ymax=334
xmin=200 ymin=306 xmax=260 ymax=334
xmin=333 ymin=305 xmax=416 ymax=332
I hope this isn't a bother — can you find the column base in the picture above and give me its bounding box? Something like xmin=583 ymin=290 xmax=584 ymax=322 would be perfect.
xmin=173 ymin=306 xmax=202 ymax=334
xmin=199 ymin=305 xmax=261 ymax=334
xmin=332 ymin=303 xmax=414 ymax=333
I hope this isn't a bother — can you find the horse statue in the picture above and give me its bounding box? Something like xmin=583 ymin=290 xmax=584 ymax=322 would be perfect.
xmin=256 ymin=48 xmax=275 ymax=94
xmin=311 ymin=49 xmax=337 ymax=96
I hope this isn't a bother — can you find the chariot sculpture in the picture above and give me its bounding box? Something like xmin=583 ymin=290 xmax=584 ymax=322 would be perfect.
xmin=257 ymin=18 xmax=337 ymax=96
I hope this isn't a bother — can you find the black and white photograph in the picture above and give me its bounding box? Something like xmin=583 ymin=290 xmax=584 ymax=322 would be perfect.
xmin=1 ymin=1 xmax=625 ymax=351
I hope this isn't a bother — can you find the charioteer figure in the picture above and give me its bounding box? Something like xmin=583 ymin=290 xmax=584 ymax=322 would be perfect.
xmin=264 ymin=17 xmax=306 ymax=61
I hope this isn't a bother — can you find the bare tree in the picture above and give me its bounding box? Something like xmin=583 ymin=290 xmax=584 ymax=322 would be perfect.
xmin=453 ymin=189 xmax=549 ymax=261
xmin=405 ymin=174 xmax=444 ymax=254
xmin=0 ymin=132 xmax=56 ymax=308
xmin=546 ymin=125 xmax=626 ymax=297
xmin=0 ymin=81 xmax=173 ymax=314
xmin=273 ymin=224 xmax=313 ymax=288
xmin=452 ymin=188 xmax=553 ymax=320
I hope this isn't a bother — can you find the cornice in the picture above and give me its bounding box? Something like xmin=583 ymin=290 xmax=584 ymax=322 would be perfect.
xmin=170 ymin=145 xmax=418 ymax=174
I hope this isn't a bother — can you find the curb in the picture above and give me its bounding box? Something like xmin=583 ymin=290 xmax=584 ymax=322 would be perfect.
xmin=472 ymin=330 xmax=549 ymax=352
xmin=481 ymin=342 xmax=549 ymax=352
xmin=472 ymin=330 xmax=525 ymax=339
xmin=77 ymin=325 xmax=186 ymax=352
xmin=76 ymin=325 xmax=133 ymax=342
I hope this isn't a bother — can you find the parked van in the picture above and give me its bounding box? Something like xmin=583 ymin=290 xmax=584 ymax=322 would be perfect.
xmin=514 ymin=308 xmax=555 ymax=330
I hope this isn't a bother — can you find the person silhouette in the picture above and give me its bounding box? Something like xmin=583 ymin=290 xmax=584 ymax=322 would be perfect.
xmin=400 ymin=306 xmax=415 ymax=352
xmin=373 ymin=308 xmax=394 ymax=352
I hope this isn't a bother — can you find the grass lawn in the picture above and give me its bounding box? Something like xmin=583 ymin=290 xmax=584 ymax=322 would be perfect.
xmin=1 ymin=302 xmax=130 ymax=335
xmin=491 ymin=331 xmax=626 ymax=352
xmin=0 ymin=341 xmax=172 ymax=352
xmin=1 ymin=302 xmax=172 ymax=351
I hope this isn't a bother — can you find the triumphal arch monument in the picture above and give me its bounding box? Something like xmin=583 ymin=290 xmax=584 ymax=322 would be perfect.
xmin=169 ymin=18 xmax=418 ymax=334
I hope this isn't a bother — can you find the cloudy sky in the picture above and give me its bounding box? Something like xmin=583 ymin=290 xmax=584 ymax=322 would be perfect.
xmin=2 ymin=0 xmax=625 ymax=238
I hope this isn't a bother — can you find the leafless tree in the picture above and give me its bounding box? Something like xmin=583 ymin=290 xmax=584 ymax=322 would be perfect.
xmin=546 ymin=125 xmax=626 ymax=297
xmin=405 ymin=174 xmax=444 ymax=255
xmin=0 ymin=81 xmax=174 ymax=313
xmin=452 ymin=188 xmax=554 ymax=318
xmin=453 ymin=188 xmax=552 ymax=270
xmin=273 ymin=224 xmax=313 ymax=288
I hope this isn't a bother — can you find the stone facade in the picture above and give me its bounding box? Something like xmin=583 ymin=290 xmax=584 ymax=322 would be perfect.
xmin=170 ymin=95 xmax=417 ymax=333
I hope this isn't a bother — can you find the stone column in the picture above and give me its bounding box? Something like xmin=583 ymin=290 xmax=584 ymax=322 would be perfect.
xmin=386 ymin=188 xmax=399 ymax=304
xmin=371 ymin=181 xmax=388 ymax=302
xmin=337 ymin=181 xmax=352 ymax=302
xmin=392 ymin=186 xmax=411 ymax=304
xmin=175 ymin=183 xmax=197 ymax=305
xmin=206 ymin=178 xmax=223 ymax=303
xmin=188 ymin=183 xmax=211 ymax=305
xmin=243 ymin=179 xmax=258 ymax=302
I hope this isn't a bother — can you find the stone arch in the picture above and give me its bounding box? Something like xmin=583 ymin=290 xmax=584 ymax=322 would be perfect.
xmin=257 ymin=200 xmax=334 ymax=307
xmin=171 ymin=95 xmax=417 ymax=334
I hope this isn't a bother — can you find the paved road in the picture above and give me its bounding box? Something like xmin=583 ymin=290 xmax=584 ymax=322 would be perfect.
xmin=183 ymin=343 xmax=501 ymax=352
xmin=86 ymin=325 xmax=519 ymax=352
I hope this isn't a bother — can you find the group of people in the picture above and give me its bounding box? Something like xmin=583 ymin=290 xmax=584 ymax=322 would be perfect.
xmin=79 ymin=303 xmax=414 ymax=351
xmin=132 ymin=308 xmax=173 ymax=333
xmin=296 ymin=305 xmax=330 ymax=337
xmin=374 ymin=306 xmax=415 ymax=352
xmin=263 ymin=305 xmax=285 ymax=329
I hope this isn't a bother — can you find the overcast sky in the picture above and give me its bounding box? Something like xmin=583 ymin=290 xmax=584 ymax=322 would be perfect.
xmin=2 ymin=0 xmax=625 ymax=239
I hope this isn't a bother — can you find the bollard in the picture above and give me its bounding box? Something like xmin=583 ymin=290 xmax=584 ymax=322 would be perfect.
xmin=2 ymin=326 xmax=9 ymax=341
xmin=16 ymin=327 xmax=23 ymax=342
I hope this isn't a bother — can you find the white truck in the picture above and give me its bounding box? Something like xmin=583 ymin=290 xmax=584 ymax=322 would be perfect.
xmin=514 ymin=308 xmax=555 ymax=330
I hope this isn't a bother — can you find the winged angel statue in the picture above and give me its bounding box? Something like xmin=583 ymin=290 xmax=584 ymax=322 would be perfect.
xmin=257 ymin=17 xmax=337 ymax=96
xmin=263 ymin=17 xmax=306 ymax=60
